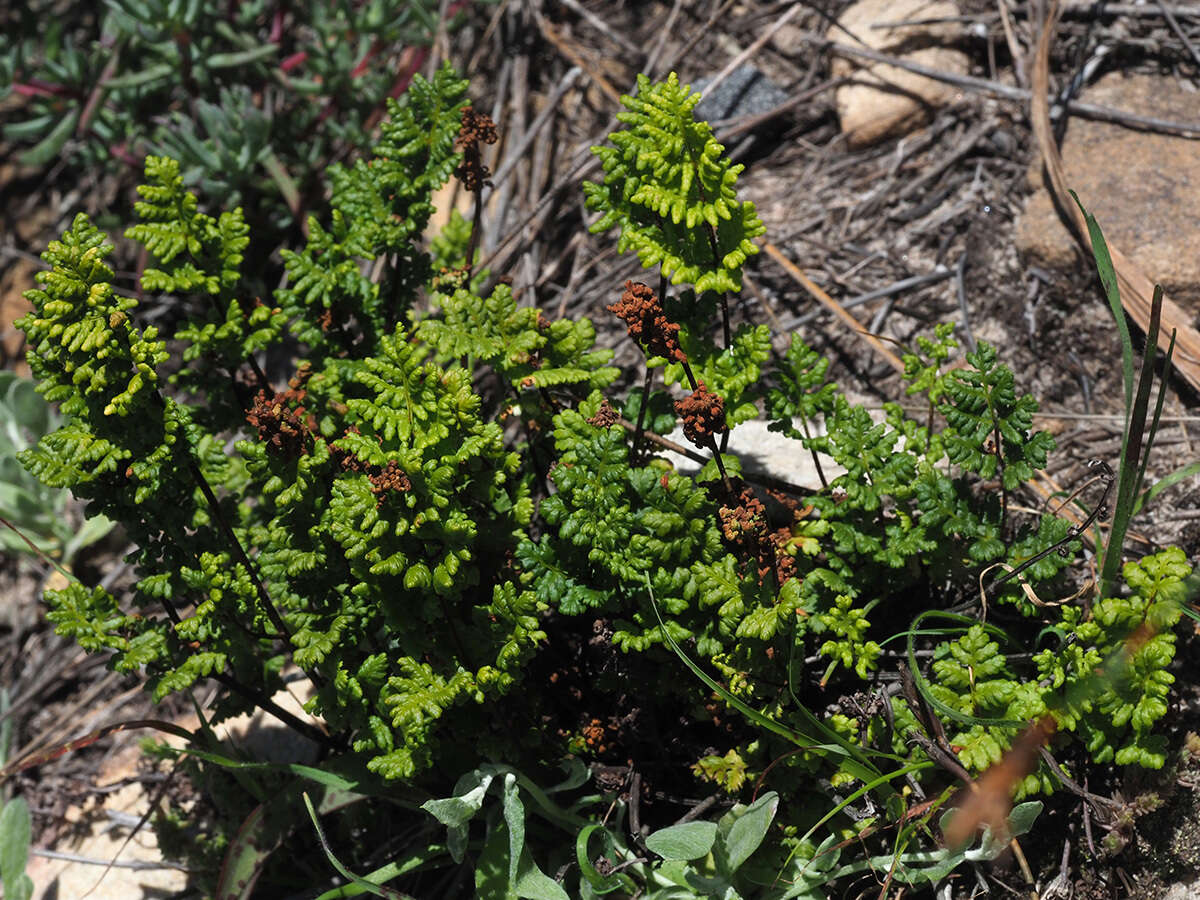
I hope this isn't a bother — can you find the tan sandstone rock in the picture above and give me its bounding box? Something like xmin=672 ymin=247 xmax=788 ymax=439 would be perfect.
xmin=831 ymin=0 xmax=969 ymax=147
xmin=1016 ymin=72 xmax=1200 ymax=306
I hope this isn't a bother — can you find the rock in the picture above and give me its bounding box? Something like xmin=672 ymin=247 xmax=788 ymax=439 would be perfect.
xmin=1162 ymin=880 xmax=1200 ymax=900
xmin=831 ymin=0 xmax=969 ymax=146
xmin=692 ymin=66 xmax=789 ymax=123
xmin=660 ymin=417 xmax=846 ymax=489
xmin=1016 ymin=72 xmax=1200 ymax=307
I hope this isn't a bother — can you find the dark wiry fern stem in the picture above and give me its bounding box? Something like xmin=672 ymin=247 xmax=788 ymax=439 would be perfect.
xmin=632 ymin=271 xmax=670 ymax=464
xmin=708 ymin=436 xmax=733 ymax=495
xmin=107 ymin=327 xmax=290 ymax=649
xmin=211 ymin=670 xmax=337 ymax=749
xmin=169 ymin=407 xmax=310 ymax=669
xmin=986 ymin=402 xmax=1009 ymax=541
xmin=201 ymin=294 xmax=274 ymax=400
xmin=704 ymin=223 xmax=731 ymax=350
xmin=633 ymin=368 xmax=654 ymax=465
xmin=683 ymin=145 xmax=733 ymax=454
xmin=457 ymin=106 xmax=498 ymax=278
xmin=675 ymin=358 xmax=732 ymax=494
xmin=465 ymin=187 xmax=484 ymax=279
xmin=106 ymin=296 xmax=325 ymax=692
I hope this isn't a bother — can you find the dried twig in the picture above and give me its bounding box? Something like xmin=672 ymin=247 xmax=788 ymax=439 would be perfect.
xmin=801 ymin=32 xmax=1200 ymax=138
xmin=762 ymin=241 xmax=906 ymax=373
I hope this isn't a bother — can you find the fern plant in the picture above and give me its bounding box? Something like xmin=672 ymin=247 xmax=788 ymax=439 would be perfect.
xmin=9 ymin=64 xmax=1197 ymax=897
xmin=584 ymin=72 xmax=765 ymax=296
xmin=16 ymin=65 xmax=550 ymax=785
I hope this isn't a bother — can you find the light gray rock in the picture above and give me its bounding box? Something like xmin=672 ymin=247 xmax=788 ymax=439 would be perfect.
xmin=1160 ymin=878 xmax=1200 ymax=900
xmin=659 ymin=417 xmax=846 ymax=489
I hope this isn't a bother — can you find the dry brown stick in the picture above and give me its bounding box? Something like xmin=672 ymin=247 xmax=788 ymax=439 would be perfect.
xmin=1155 ymin=0 xmax=1200 ymax=71
xmin=557 ymin=0 xmax=642 ymax=56
xmin=1067 ymin=2 xmax=1200 ymax=16
xmin=497 ymin=50 xmax=528 ymax=265
xmin=742 ymin=271 xmax=786 ymax=336
xmin=532 ymin=8 xmax=622 ymax=105
xmin=491 ymin=67 xmax=582 ymax=191
xmin=465 ymin=0 xmax=509 ymax=77
xmin=644 ymin=0 xmax=685 ymax=81
xmin=10 ymin=674 xmax=132 ymax=773
xmin=996 ymin=0 xmax=1028 ymax=87
xmin=761 ymin=241 xmax=906 ymax=373
xmin=1030 ymin=2 xmax=1200 ymax=392
xmin=653 ymin=0 xmax=740 ymax=81
xmin=808 ymin=34 xmax=1200 ymax=138
xmin=425 ymin=0 xmax=454 ymax=78
xmin=526 ymin=106 xmax=555 ymax=234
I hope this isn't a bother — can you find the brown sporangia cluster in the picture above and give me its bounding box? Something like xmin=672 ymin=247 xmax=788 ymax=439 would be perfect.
xmin=716 ymin=481 xmax=799 ymax=586
xmin=454 ymin=106 xmax=498 ymax=192
xmin=586 ymin=398 xmax=620 ymax=428
xmin=245 ymin=367 xmax=316 ymax=457
xmin=432 ymin=264 xmax=470 ymax=293
xmin=329 ymin=427 xmax=412 ymax=506
xmin=579 ymin=717 xmax=610 ymax=755
xmin=607 ymin=280 xmax=686 ymax=363
xmin=368 ymin=460 xmax=412 ymax=503
xmin=330 ymin=425 xmax=365 ymax=473
xmin=674 ymin=381 xmax=724 ymax=448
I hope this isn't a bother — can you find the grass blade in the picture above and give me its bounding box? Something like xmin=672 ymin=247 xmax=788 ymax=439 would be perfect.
xmin=1133 ymin=327 xmax=1178 ymax=504
xmin=1071 ymin=192 xmax=1133 ymax=415
xmin=1134 ymin=459 xmax=1200 ymax=517
xmin=303 ymin=792 xmax=414 ymax=899
xmin=1101 ymin=285 xmax=1164 ymax=596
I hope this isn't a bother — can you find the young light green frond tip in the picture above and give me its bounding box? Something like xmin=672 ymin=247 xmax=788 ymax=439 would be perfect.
xmin=125 ymin=155 xmax=250 ymax=299
xmin=585 ymin=71 xmax=764 ymax=293
xmin=18 ymin=212 xmax=166 ymax=418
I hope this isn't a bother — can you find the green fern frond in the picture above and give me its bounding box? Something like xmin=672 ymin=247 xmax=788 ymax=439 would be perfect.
xmin=127 ymin=156 xmax=250 ymax=300
xmin=766 ymin=333 xmax=838 ymax=437
xmin=18 ymin=213 xmax=167 ymax=419
xmin=816 ymin=594 xmax=881 ymax=681
xmin=418 ymin=284 xmax=619 ymax=395
xmin=940 ymin=342 xmax=1056 ymax=488
xmin=584 ymin=72 xmax=765 ymax=293
xmin=277 ymin=63 xmax=469 ymax=359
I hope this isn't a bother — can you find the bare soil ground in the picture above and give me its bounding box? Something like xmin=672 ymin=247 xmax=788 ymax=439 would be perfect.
xmin=2 ymin=1 xmax=1199 ymax=897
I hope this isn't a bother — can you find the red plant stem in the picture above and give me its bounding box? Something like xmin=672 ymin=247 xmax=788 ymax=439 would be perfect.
xmin=279 ymin=51 xmax=307 ymax=72
xmin=11 ymin=80 xmax=74 ymax=98
xmin=350 ymin=38 xmax=384 ymax=78
xmin=78 ymin=45 xmax=123 ymax=139
xmin=269 ymin=1 xmax=286 ymax=43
